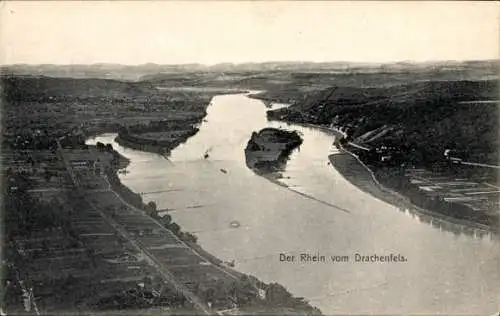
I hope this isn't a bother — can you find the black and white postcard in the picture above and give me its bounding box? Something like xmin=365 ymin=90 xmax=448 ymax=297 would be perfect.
xmin=1 ymin=1 xmax=499 ymax=315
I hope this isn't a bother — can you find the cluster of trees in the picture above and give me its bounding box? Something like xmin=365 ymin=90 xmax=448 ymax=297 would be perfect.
xmin=193 ymin=276 xmax=319 ymax=312
xmin=106 ymin=170 xmax=143 ymax=209
xmin=95 ymin=141 xmax=122 ymax=167
xmin=144 ymin=202 xmax=198 ymax=244
xmin=95 ymin=286 xmax=188 ymax=311
xmin=116 ymin=123 xmax=200 ymax=156
xmin=122 ymin=119 xmax=200 ymax=135
xmin=117 ymin=128 xmax=198 ymax=148
xmin=180 ymin=273 xmax=320 ymax=313
xmin=195 ymin=277 xmax=258 ymax=309
xmin=259 ymin=282 xmax=321 ymax=314
xmin=95 ymin=141 xmax=113 ymax=152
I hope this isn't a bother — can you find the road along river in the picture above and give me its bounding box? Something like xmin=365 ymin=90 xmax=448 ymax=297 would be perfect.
xmin=88 ymin=93 xmax=500 ymax=315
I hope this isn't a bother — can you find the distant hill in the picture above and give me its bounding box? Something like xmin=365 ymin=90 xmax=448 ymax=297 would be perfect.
xmin=0 ymin=63 xmax=209 ymax=81
xmin=1 ymin=75 xmax=157 ymax=102
xmin=1 ymin=59 xmax=498 ymax=82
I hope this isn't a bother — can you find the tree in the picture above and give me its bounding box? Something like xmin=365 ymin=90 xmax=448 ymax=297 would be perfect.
xmin=161 ymin=214 xmax=172 ymax=226
xmin=96 ymin=142 xmax=105 ymax=151
xmin=182 ymin=232 xmax=198 ymax=243
xmin=147 ymin=201 xmax=157 ymax=211
xmin=264 ymin=283 xmax=292 ymax=305
xmin=167 ymin=222 xmax=181 ymax=235
xmin=145 ymin=201 xmax=158 ymax=217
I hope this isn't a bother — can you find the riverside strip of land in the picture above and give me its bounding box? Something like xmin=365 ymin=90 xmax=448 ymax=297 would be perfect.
xmin=329 ymin=146 xmax=496 ymax=234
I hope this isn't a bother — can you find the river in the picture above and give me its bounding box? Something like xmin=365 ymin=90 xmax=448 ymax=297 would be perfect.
xmin=87 ymin=93 xmax=500 ymax=315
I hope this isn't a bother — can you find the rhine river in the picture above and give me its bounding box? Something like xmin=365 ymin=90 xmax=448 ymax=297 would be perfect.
xmin=88 ymin=93 xmax=500 ymax=315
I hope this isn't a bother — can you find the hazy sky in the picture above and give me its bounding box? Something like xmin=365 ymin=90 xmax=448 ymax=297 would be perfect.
xmin=0 ymin=1 xmax=498 ymax=65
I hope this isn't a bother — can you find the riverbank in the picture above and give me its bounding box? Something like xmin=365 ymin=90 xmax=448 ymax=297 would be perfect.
xmin=115 ymin=127 xmax=199 ymax=156
xmin=100 ymin=141 xmax=323 ymax=314
xmin=329 ymin=146 xmax=497 ymax=233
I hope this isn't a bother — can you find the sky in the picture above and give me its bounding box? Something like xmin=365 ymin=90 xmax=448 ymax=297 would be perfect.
xmin=0 ymin=1 xmax=498 ymax=65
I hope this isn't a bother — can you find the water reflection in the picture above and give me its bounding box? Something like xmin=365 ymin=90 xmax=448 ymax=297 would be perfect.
xmin=244 ymin=149 xmax=290 ymax=176
xmin=398 ymin=206 xmax=497 ymax=240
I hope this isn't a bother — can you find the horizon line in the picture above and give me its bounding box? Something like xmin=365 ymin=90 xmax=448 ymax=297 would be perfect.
xmin=1 ymin=58 xmax=498 ymax=68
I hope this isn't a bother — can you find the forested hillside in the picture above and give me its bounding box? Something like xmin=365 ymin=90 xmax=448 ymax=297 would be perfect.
xmin=269 ymin=79 xmax=498 ymax=165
